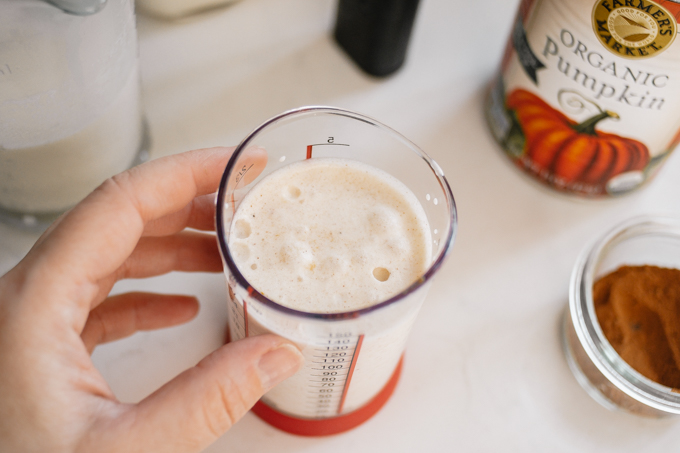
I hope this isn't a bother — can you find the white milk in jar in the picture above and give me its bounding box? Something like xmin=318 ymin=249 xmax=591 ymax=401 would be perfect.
xmin=0 ymin=69 xmax=143 ymax=213
xmin=0 ymin=0 xmax=145 ymax=221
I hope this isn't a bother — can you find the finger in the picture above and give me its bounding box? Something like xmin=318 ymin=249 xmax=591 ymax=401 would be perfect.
xmin=140 ymin=145 xmax=266 ymax=237
xmin=36 ymin=146 xmax=235 ymax=277
xmin=96 ymin=335 xmax=303 ymax=453
xmin=85 ymin=230 xmax=222 ymax=311
xmin=81 ymin=292 xmax=199 ymax=353
xmin=32 ymin=210 xmax=68 ymax=249
xmin=21 ymin=147 xmax=264 ymax=325
xmin=88 ymin=231 xmax=221 ymax=308
xmin=114 ymin=231 xmax=222 ymax=281
xmin=142 ymin=193 xmax=217 ymax=237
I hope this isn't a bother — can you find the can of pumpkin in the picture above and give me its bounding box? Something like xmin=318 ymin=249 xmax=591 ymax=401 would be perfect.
xmin=486 ymin=0 xmax=680 ymax=197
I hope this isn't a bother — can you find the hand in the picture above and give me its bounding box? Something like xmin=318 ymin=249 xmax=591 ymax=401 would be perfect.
xmin=0 ymin=147 xmax=304 ymax=453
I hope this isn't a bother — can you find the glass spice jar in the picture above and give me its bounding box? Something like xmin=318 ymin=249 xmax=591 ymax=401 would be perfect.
xmin=563 ymin=216 xmax=680 ymax=417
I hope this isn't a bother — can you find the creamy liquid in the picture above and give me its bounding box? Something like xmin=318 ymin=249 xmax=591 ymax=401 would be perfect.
xmin=227 ymin=158 xmax=432 ymax=417
xmin=0 ymin=68 xmax=143 ymax=214
xmin=229 ymin=158 xmax=431 ymax=313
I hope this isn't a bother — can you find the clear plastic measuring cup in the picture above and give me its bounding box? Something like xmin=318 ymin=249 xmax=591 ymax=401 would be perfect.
xmin=215 ymin=107 xmax=457 ymax=436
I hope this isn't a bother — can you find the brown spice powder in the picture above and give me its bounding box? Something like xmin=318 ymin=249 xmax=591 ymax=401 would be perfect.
xmin=594 ymin=265 xmax=680 ymax=389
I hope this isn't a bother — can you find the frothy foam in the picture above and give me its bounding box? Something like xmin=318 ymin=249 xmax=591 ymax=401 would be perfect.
xmin=228 ymin=158 xmax=432 ymax=313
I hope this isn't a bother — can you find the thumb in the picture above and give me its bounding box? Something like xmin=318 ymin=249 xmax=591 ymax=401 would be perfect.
xmin=103 ymin=335 xmax=303 ymax=453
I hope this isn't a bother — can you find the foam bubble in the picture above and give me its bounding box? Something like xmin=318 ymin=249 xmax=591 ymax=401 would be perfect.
xmin=231 ymin=243 xmax=250 ymax=263
xmin=373 ymin=267 xmax=390 ymax=282
xmin=284 ymin=185 xmax=301 ymax=200
xmin=233 ymin=219 xmax=251 ymax=239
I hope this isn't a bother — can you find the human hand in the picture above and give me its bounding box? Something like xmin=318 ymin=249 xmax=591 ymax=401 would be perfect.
xmin=0 ymin=147 xmax=304 ymax=453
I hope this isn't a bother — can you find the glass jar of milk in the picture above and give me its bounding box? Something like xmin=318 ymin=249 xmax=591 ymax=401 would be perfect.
xmin=0 ymin=0 xmax=148 ymax=228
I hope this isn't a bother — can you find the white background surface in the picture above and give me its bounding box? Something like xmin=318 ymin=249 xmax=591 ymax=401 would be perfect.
xmin=2 ymin=0 xmax=680 ymax=451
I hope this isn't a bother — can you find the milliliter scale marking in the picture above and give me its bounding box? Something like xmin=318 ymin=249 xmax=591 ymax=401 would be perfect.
xmin=227 ymin=289 xmax=247 ymax=339
xmin=227 ymin=296 xmax=366 ymax=418
xmin=307 ymin=334 xmax=364 ymax=417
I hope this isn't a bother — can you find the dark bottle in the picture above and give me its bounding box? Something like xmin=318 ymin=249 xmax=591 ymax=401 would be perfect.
xmin=333 ymin=0 xmax=420 ymax=77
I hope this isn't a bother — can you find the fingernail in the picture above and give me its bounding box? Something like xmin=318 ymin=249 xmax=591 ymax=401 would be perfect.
xmin=258 ymin=344 xmax=304 ymax=392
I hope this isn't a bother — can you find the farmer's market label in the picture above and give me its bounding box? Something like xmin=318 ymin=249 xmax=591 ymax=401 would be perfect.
xmin=486 ymin=0 xmax=680 ymax=196
xmin=593 ymin=0 xmax=676 ymax=59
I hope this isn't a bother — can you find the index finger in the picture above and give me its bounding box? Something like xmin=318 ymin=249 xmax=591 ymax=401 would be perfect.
xmin=21 ymin=146 xmax=265 ymax=315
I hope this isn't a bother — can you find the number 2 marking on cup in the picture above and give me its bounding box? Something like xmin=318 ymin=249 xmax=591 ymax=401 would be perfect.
xmin=306 ymin=139 xmax=350 ymax=159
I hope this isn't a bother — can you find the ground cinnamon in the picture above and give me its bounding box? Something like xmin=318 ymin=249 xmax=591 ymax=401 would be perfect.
xmin=594 ymin=265 xmax=680 ymax=389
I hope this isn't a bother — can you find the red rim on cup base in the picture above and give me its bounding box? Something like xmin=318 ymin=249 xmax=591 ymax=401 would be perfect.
xmin=252 ymin=356 xmax=404 ymax=436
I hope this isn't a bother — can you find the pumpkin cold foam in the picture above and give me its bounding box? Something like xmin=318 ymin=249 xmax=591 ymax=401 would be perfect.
xmin=226 ymin=157 xmax=432 ymax=419
xmin=228 ymin=157 xmax=431 ymax=313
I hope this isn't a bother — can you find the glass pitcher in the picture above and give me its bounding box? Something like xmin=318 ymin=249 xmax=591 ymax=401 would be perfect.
xmin=0 ymin=0 xmax=149 ymax=229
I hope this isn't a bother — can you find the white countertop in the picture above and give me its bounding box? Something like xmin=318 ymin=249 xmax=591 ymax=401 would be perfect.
xmin=3 ymin=0 xmax=680 ymax=451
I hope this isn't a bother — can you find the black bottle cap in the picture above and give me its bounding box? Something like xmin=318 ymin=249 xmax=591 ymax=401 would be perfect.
xmin=333 ymin=0 xmax=420 ymax=77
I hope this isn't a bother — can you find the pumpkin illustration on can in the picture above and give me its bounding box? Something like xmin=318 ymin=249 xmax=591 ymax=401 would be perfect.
xmin=505 ymin=89 xmax=650 ymax=196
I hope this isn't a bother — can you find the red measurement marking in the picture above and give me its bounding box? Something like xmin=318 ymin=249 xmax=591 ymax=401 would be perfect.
xmin=243 ymin=300 xmax=249 ymax=337
xmin=230 ymin=192 xmax=236 ymax=216
xmin=306 ymin=145 xmax=313 ymax=159
xmin=337 ymin=334 xmax=364 ymax=414
xmin=251 ymin=355 xmax=404 ymax=436
xmin=243 ymin=287 xmax=257 ymax=338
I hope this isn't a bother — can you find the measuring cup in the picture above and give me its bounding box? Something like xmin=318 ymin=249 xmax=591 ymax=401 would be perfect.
xmin=215 ymin=106 xmax=457 ymax=436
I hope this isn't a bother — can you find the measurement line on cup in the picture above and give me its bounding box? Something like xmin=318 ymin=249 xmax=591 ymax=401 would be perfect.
xmin=337 ymin=334 xmax=364 ymax=415
xmin=306 ymin=142 xmax=350 ymax=159
xmin=242 ymin=301 xmax=249 ymax=337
